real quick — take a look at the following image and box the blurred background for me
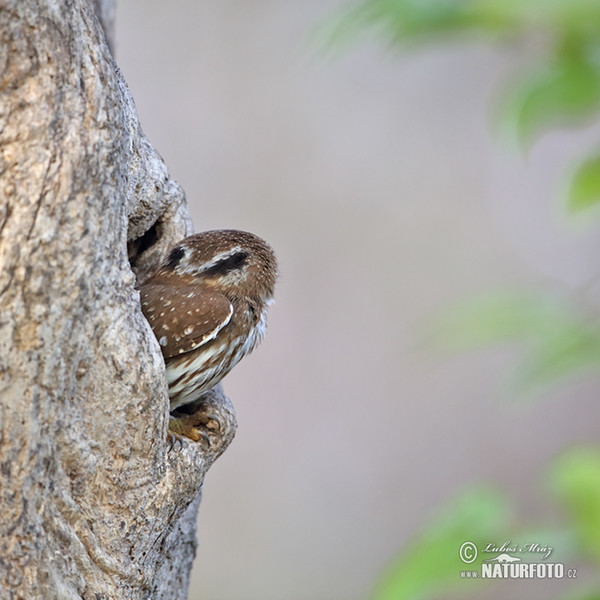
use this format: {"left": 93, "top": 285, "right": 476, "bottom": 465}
{"left": 116, "top": 1, "right": 600, "bottom": 599}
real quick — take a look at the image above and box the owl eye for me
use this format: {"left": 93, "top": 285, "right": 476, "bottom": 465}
{"left": 204, "top": 251, "right": 249, "bottom": 276}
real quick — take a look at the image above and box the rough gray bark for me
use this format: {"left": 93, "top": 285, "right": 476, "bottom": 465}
{"left": 0, "top": 1, "right": 236, "bottom": 598}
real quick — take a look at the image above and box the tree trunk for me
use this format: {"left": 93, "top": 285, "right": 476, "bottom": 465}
{"left": 0, "top": 1, "right": 236, "bottom": 598}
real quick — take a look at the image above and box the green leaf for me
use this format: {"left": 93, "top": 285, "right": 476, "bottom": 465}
{"left": 515, "top": 321, "right": 600, "bottom": 389}
{"left": 371, "top": 488, "right": 509, "bottom": 600}
{"left": 568, "top": 153, "right": 600, "bottom": 212}
{"left": 550, "top": 448, "right": 600, "bottom": 565}
{"left": 328, "top": 0, "right": 600, "bottom": 47}
{"left": 327, "top": 0, "right": 516, "bottom": 48}
{"left": 438, "top": 292, "right": 600, "bottom": 389}
{"left": 502, "top": 59, "right": 600, "bottom": 146}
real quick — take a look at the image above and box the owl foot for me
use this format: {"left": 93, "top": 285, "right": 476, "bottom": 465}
{"left": 168, "top": 411, "right": 220, "bottom": 447}
{"left": 165, "top": 386, "right": 236, "bottom": 459}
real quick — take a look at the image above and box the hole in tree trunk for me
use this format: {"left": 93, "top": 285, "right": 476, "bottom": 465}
{"left": 128, "top": 221, "right": 160, "bottom": 268}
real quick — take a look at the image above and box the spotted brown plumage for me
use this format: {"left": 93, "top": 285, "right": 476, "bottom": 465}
{"left": 139, "top": 229, "right": 277, "bottom": 439}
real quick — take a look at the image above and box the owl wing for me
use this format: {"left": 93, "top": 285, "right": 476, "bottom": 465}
{"left": 140, "top": 284, "right": 233, "bottom": 359}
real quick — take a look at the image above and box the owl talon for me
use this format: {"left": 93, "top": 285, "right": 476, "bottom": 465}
{"left": 188, "top": 428, "right": 211, "bottom": 446}
{"left": 166, "top": 430, "right": 184, "bottom": 452}
{"left": 169, "top": 416, "right": 212, "bottom": 447}
{"left": 202, "top": 413, "right": 221, "bottom": 433}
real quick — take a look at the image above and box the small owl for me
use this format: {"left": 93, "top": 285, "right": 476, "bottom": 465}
{"left": 140, "top": 229, "right": 277, "bottom": 441}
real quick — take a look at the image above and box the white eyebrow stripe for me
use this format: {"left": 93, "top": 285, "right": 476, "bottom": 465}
{"left": 199, "top": 247, "right": 246, "bottom": 271}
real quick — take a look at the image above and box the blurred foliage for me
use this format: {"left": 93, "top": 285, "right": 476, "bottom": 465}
{"left": 501, "top": 57, "right": 600, "bottom": 148}
{"left": 372, "top": 488, "right": 509, "bottom": 600}
{"left": 325, "top": 0, "right": 600, "bottom": 387}
{"left": 328, "top": 0, "right": 600, "bottom": 212}
{"left": 550, "top": 448, "right": 600, "bottom": 566}
{"left": 570, "top": 152, "right": 600, "bottom": 212}
{"left": 326, "top": 2, "right": 600, "bottom": 599}
{"left": 373, "top": 448, "right": 600, "bottom": 600}
{"left": 439, "top": 291, "right": 600, "bottom": 390}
